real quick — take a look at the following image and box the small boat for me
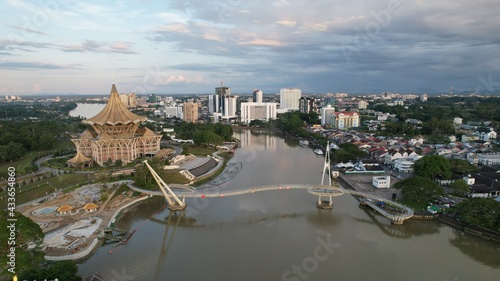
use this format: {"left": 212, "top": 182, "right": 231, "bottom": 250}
{"left": 313, "top": 149, "right": 324, "bottom": 155}
{"left": 299, "top": 140, "right": 309, "bottom": 146}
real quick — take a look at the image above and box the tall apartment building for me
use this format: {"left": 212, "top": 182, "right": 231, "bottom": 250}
{"left": 119, "top": 93, "right": 137, "bottom": 107}
{"left": 183, "top": 102, "right": 198, "bottom": 123}
{"left": 321, "top": 105, "right": 336, "bottom": 126}
{"left": 279, "top": 88, "right": 301, "bottom": 110}
{"left": 253, "top": 89, "right": 263, "bottom": 103}
{"left": 299, "top": 97, "right": 317, "bottom": 114}
{"left": 240, "top": 102, "right": 277, "bottom": 124}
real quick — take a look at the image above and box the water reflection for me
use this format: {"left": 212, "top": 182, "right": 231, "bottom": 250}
{"left": 352, "top": 205, "right": 440, "bottom": 239}
{"left": 449, "top": 228, "right": 500, "bottom": 268}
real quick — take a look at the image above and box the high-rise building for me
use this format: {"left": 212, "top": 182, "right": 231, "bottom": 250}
{"left": 323, "top": 96, "right": 335, "bottom": 107}
{"left": 321, "top": 105, "right": 336, "bottom": 126}
{"left": 183, "top": 102, "right": 198, "bottom": 123}
{"left": 210, "top": 85, "right": 237, "bottom": 120}
{"left": 240, "top": 102, "right": 277, "bottom": 124}
{"left": 279, "top": 88, "right": 301, "bottom": 110}
{"left": 119, "top": 93, "right": 137, "bottom": 107}
{"left": 253, "top": 89, "right": 263, "bottom": 103}
{"left": 299, "top": 97, "right": 317, "bottom": 114}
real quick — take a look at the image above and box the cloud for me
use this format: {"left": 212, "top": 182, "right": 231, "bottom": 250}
{"left": 9, "top": 25, "right": 47, "bottom": 36}
{"left": 60, "top": 40, "right": 136, "bottom": 54}
{"left": 0, "top": 61, "right": 66, "bottom": 69}
{"left": 275, "top": 20, "right": 297, "bottom": 27}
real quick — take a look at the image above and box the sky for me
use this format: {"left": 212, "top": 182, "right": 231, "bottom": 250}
{"left": 1, "top": 0, "right": 500, "bottom": 95}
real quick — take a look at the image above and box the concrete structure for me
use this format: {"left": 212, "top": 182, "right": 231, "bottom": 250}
{"left": 453, "top": 117, "right": 463, "bottom": 125}
{"left": 164, "top": 104, "right": 183, "bottom": 119}
{"left": 119, "top": 93, "right": 137, "bottom": 107}
{"left": 299, "top": 97, "right": 317, "bottom": 114}
{"left": 252, "top": 89, "right": 263, "bottom": 103}
{"left": 477, "top": 154, "right": 500, "bottom": 165}
{"left": 332, "top": 112, "right": 360, "bottom": 129}
{"left": 210, "top": 86, "right": 237, "bottom": 120}
{"left": 183, "top": 102, "right": 198, "bottom": 123}
{"left": 69, "top": 84, "right": 161, "bottom": 166}
{"left": 420, "top": 94, "right": 428, "bottom": 102}
{"left": 321, "top": 105, "right": 336, "bottom": 126}
{"left": 393, "top": 159, "right": 414, "bottom": 173}
{"left": 372, "top": 176, "right": 390, "bottom": 188}
{"left": 358, "top": 100, "right": 368, "bottom": 109}
{"left": 240, "top": 102, "right": 277, "bottom": 124}
{"left": 279, "top": 88, "right": 301, "bottom": 111}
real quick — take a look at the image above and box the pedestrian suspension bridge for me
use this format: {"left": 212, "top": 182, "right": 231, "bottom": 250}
{"left": 141, "top": 143, "right": 414, "bottom": 224}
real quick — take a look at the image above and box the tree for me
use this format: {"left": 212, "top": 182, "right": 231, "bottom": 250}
{"left": 38, "top": 133, "right": 56, "bottom": 150}
{"left": 414, "top": 155, "right": 452, "bottom": 180}
{"left": 450, "top": 179, "right": 470, "bottom": 196}
{"left": 449, "top": 159, "right": 477, "bottom": 175}
{"left": 453, "top": 198, "right": 500, "bottom": 231}
{"left": 331, "top": 143, "right": 367, "bottom": 163}
{"left": 20, "top": 260, "right": 81, "bottom": 281}
{"left": 394, "top": 176, "right": 444, "bottom": 203}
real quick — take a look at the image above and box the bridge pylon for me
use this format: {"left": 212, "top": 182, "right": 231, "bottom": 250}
{"left": 317, "top": 141, "right": 333, "bottom": 209}
{"left": 143, "top": 160, "right": 187, "bottom": 211}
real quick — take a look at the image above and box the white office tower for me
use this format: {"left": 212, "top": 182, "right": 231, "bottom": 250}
{"left": 253, "top": 89, "right": 263, "bottom": 103}
{"left": 223, "top": 95, "right": 237, "bottom": 119}
{"left": 208, "top": 94, "right": 220, "bottom": 114}
{"left": 321, "top": 105, "right": 336, "bottom": 126}
{"left": 279, "top": 88, "right": 301, "bottom": 111}
{"left": 241, "top": 102, "right": 277, "bottom": 124}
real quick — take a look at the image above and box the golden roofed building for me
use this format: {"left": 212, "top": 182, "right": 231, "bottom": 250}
{"left": 68, "top": 84, "right": 162, "bottom": 167}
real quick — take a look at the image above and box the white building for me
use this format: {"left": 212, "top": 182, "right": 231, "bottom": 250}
{"left": 164, "top": 105, "right": 183, "bottom": 119}
{"left": 420, "top": 94, "right": 428, "bottom": 102}
{"left": 321, "top": 105, "right": 336, "bottom": 126}
{"left": 393, "top": 159, "right": 414, "bottom": 173}
{"left": 222, "top": 95, "right": 238, "bottom": 119}
{"left": 279, "top": 88, "right": 301, "bottom": 111}
{"left": 372, "top": 176, "right": 391, "bottom": 188}
{"left": 240, "top": 102, "right": 277, "bottom": 124}
{"left": 453, "top": 117, "right": 463, "bottom": 125}
{"left": 253, "top": 89, "right": 263, "bottom": 103}
{"left": 479, "top": 130, "right": 497, "bottom": 142}
{"left": 477, "top": 154, "right": 500, "bottom": 165}
{"left": 358, "top": 100, "right": 368, "bottom": 109}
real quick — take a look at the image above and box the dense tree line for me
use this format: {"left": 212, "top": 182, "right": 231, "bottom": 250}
{"left": 414, "top": 155, "right": 477, "bottom": 180}
{"left": 452, "top": 198, "right": 500, "bottom": 231}
{"left": 0, "top": 211, "right": 48, "bottom": 280}
{"left": 394, "top": 176, "right": 445, "bottom": 204}
{"left": 173, "top": 122, "right": 233, "bottom": 143}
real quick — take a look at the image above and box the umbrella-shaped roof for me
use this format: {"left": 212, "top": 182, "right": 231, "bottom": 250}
{"left": 83, "top": 84, "right": 146, "bottom": 126}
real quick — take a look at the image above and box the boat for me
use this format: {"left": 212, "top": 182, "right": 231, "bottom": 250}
{"left": 299, "top": 140, "right": 309, "bottom": 146}
{"left": 313, "top": 149, "right": 324, "bottom": 155}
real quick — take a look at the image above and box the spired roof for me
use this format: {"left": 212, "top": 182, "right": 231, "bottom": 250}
{"left": 83, "top": 84, "right": 147, "bottom": 126}
{"left": 67, "top": 151, "right": 92, "bottom": 164}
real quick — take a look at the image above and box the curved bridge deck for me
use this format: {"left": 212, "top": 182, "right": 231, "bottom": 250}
{"left": 128, "top": 182, "right": 414, "bottom": 224}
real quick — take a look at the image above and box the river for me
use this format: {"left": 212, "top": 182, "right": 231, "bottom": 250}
{"left": 77, "top": 129, "right": 500, "bottom": 281}
{"left": 69, "top": 103, "right": 106, "bottom": 119}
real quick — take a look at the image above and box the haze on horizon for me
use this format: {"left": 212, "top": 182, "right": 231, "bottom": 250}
{"left": 1, "top": 0, "right": 499, "bottom": 95}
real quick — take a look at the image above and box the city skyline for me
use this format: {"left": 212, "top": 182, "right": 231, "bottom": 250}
{"left": 1, "top": 0, "right": 500, "bottom": 95}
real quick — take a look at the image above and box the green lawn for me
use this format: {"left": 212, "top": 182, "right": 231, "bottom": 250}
{"left": 0, "top": 173, "right": 90, "bottom": 208}
{"left": 187, "top": 146, "right": 217, "bottom": 156}
{"left": 159, "top": 169, "right": 191, "bottom": 184}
